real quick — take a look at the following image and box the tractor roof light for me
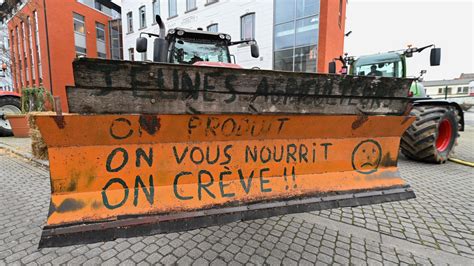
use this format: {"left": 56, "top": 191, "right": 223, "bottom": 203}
{"left": 177, "top": 30, "right": 184, "bottom": 36}
{"left": 219, "top": 34, "right": 225, "bottom": 39}
{"left": 225, "top": 35, "right": 231, "bottom": 40}
{"left": 168, "top": 29, "right": 176, "bottom": 35}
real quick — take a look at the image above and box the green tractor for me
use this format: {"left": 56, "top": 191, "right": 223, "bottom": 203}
{"left": 329, "top": 45, "right": 464, "bottom": 163}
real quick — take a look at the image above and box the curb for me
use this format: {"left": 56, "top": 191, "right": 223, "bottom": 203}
{"left": 0, "top": 142, "right": 49, "bottom": 168}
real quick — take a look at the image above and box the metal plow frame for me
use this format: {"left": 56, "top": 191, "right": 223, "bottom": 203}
{"left": 40, "top": 187, "right": 414, "bottom": 248}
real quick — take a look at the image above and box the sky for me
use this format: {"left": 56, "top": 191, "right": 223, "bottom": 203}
{"left": 344, "top": 0, "right": 474, "bottom": 81}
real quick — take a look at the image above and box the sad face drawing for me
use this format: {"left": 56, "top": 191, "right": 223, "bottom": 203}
{"left": 352, "top": 140, "right": 382, "bottom": 174}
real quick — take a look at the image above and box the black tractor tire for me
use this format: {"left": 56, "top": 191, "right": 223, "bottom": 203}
{"left": 0, "top": 96, "right": 22, "bottom": 137}
{"left": 401, "top": 105, "right": 459, "bottom": 164}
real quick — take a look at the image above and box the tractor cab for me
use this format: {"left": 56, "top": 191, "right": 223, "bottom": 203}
{"left": 330, "top": 45, "right": 441, "bottom": 79}
{"left": 350, "top": 52, "right": 405, "bottom": 78}
{"left": 166, "top": 28, "right": 232, "bottom": 64}
{"left": 136, "top": 15, "right": 259, "bottom": 65}
{"left": 330, "top": 45, "right": 441, "bottom": 97}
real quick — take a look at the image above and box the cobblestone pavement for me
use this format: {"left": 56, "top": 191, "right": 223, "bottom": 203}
{"left": 455, "top": 110, "right": 474, "bottom": 162}
{"left": 0, "top": 126, "right": 473, "bottom": 265}
{"left": 314, "top": 115, "right": 474, "bottom": 259}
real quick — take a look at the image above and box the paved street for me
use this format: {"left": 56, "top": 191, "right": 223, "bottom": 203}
{"left": 0, "top": 112, "right": 473, "bottom": 265}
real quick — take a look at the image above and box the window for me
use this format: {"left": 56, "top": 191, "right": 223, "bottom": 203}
{"left": 170, "top": 39, "right": 230, "bottom": 64}
{"left": 438, "top": 87, "right": 451, "bottom": 94}
{"left": 168, "top": 0, "right": 177, "bottom": 18}
{"left": 274, "top": 22, "right": 294, "bottom": 50}
{"left": 296, "top": 0, "right": 319, "bottom": 18}
{"left": 97, "top": 52, "right": 107, "bottom": 59}
{"left": 96, "top": 22, "right": 105, "bottom": 41}
{"left": 273, "top": 0, "right": 320, "bottom": 73}
{"left": 295, "top": 16, "right": 319, "bottom": 47}
{"left": 275, "top": 1, "right": 294, "bottom": 24}
{"left": 10, "top": 30, "right": 16, "bottom": 86}
{"left": 16, "top": 27, "right": 23, "bottom": 87}
{"left": 241, "top": 13, "right": 255, "bottom": 40}
{"left": 33, "top": 11, "right": 42, "bottom": 83}
{"left": 73, "top": 13, "right": 85, "bottom": 34}
{"left": 96, "top": 22, "right": 106, "bottom": 58}
{"left": 354, "top": 61, "right": 402, "bottom": 77}
{"left": 274, "top": 49, "right": 293, "bottom": 71}
{"left": 294, "top": 46, "right": 317, "bottom": 72}
{"left": 457, "top": 86, "right": 469, "bottom": 94}
{"left": 27, "top": 16, "right": 36, "bottom": 83}
{"left": 186, "top": 0, "right": 196, "bottom": 11}
{"left": 128, "top": 48, "right": 135, "bottom": 61}
{"left": 153, "top": 0, "right": 160, "bottom": 21}
{"left": 109, "top": 19, "right": 123, "bottom": 60}
{"left": 126, "top": 12, "right": 133, "bottom": 33}
{"left": 94, "top": 1, "right": 102, "bottom": 10}
{"left": 73, "top": 13, "right": 87, "bottom": 57}
{"left": 207, "top": 23, "right": 218, "bottom": 32}
{"left": 22, "top": 22, "right": 29, "bottom": 84}
{"left": 139, "top": 6, "right": 146, "bottom": 29}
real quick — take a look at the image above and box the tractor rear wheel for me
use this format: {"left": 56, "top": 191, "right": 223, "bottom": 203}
{"left": 400, "top": 105, "right": 459, "bottom": 164}
{"left": 0, "top": 96, "right": 22, "bottom": 136}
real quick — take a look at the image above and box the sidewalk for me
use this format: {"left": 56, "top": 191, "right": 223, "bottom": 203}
{"left": 0, "top": 137, "right": 49, "bottom": 167}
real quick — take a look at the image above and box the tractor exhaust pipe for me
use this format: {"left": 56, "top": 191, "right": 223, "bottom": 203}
{"left": 155, "top": 15, "right": 166, "bottom": 40}
{"left": 154, "top": 15, "right": 168, "bottom": 63}
{"left": 135, "top": 15, "right": 168, "bottom": 63}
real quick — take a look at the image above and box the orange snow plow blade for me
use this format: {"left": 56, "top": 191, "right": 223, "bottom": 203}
{"left": 36, "top": 58, "right": 416, "bottom": 247}
{"left": 36, "top": 114, "right": 414, "bottom": 247}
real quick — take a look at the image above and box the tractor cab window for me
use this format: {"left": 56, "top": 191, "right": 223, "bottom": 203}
{"left": 355, "top": 60, "right": 403, "bottom": 78}
{"left": 170, "top": 38, "right": 230, "bottom": 64}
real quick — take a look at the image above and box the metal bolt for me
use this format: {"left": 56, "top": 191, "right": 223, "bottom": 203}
{"left": 149, "top": 72, "right": 154, "bottom": 77}
{"left": 151, "top": 99, "right": 156, "bottom": 104}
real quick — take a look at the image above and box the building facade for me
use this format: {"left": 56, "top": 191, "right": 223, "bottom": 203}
{"left": 3, "top": 0, "right": 121, "bottom": 110}
{"left": 423, "top": 73, "right": 474, "bottom": 98}
{"left": 121, "top": 0, "right": 346, "bottom": 73}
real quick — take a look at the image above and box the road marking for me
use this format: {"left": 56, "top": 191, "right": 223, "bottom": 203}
{"left": 449, "top": 158, "right": 474, "bottom": 167}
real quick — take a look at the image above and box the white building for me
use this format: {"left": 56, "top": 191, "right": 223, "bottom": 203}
{"left": 120, "top": 0, "right": 345, "bottom": 72}
{"left": 423, "top": 73, "right": 474, "bottom": 98}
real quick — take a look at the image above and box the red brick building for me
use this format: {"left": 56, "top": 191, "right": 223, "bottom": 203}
{"left": 3, "top": 0, "right": 121, "bottom": 111}
{"left": 318, "top": 0, "right": 347, "bottom": 72}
